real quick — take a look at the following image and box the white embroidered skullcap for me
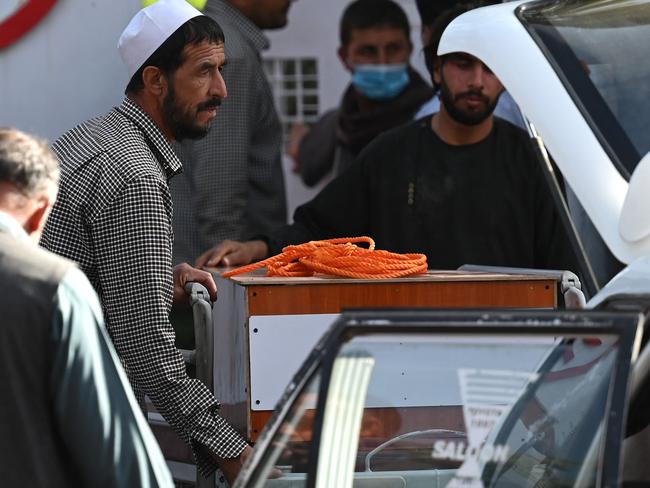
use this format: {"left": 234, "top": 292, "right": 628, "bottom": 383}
{"left": 118, "top": 0, "right": 202, "bottom": 80}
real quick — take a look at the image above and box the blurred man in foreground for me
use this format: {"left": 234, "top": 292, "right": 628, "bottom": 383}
{"left": 0, "top": 128, "right": 173, "bottom": 487}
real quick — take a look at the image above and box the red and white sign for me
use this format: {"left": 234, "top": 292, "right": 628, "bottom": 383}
{"left": 0, "top": 0, "right": 57, "bottom": 49}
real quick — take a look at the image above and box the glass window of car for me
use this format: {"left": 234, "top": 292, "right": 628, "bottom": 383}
{"left": 244, "top": 373, "right": 321, "bottom": 486}
{"left": 339, "top": 332, "right": 620, "bottom": 488}
{"left": 244, "top": 331, "right": 628, "bottom": 487}
{"left": 519, "top": 0, "right": 650, "bottom": 178}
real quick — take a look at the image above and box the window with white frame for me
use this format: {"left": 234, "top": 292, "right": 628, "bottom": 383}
{"left": 264, "top": 57, "right": 320, "bottom": 141}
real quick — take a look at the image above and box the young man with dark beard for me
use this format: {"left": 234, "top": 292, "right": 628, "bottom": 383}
{"left": 41, "top": 0, "right": 252, "bottom": 483}
{"left": 198, "top": 5, "right": 577, "bottom": 275}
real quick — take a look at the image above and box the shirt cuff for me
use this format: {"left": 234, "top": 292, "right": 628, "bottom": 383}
{"left": 190, "top": 405, "right": 248, "bottom": 477}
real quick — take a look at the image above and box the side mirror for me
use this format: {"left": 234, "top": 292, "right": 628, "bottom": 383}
{"left": 620, "top": 151, "right": 650, "bottom": 243}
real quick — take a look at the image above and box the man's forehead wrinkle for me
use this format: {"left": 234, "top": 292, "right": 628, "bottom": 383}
{"left": 182, "top": 42, "right": 226, "bottom": 66}
{"left": 183, "top": 40, "right": 224, "bottom": 55}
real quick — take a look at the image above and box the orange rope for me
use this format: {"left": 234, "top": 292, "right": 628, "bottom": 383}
{"left": 222, "top": 236, "right": 428, "bottom": 279}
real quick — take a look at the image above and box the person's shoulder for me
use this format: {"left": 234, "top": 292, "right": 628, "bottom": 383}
{"left": 54, "top": 108, "right": 135, "bottom": 164}
{"left": 221, "top": 24, "right": 254, "bottom": 60}
{"left": 0, "top": 233, "right": 73, "bottom": 286}
{"left": 57, "top": 266, "right": 103, "bottom": 319}
{"left": 316, "top": 108, "right": 340, "bottom": 123}
{"left": 54, "top": 111, "right": 167, "bottom": 204}
{"left": 493, "top": 117, "right": 528, "bottom": 140}
{"left": 367, "top": 117, "right": 428, "bottom": 150}
{"left": 300, "top": 108, "right": 339, "bottom": 150}
{"left": 208, "top": 13, "right": 262, "bottom": 69}
{"left": 491, "top": 117, "right": 540, "bottom": 174}
{"left": 53, "top": 115, "right": 108, "bottom": 167}
{"left": 492, "top": 117, "right": 534, "bottom": 151}
{"left": 353, "top": 118, "right": 426, "bottom": 171}
{"left": 308, "top": 108, "right": 340, "bottom": 136}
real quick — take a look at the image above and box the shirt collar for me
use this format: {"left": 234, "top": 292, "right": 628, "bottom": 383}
{"left": 117, "top": 97, "right": 183, "bottom": 179}
{"left": 0, "top": 211, "right": 28, "bottom": 239}
{"left": 204, "top": 0, "right": 270, "bottom": 53}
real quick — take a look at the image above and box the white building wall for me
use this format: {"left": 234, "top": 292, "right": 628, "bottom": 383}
{"left": 0, "top": 0, "right": 141, "bottom": 141}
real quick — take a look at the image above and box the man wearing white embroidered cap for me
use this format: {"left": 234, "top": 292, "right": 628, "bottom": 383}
{"left": 41, "top": 0, "right": 252, "bottom": 482}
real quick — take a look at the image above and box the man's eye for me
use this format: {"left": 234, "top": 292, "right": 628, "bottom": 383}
{"left": 358, "top": 47, "right": 376, "bottom": 57}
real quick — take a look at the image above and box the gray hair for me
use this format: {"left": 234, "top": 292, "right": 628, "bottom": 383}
{"left": 0, "top": 128, "right": 59, "bottom": 197}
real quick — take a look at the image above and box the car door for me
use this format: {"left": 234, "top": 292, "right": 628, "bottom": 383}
{"left": 235, "top": 309, "right": 642, "bottom": 488}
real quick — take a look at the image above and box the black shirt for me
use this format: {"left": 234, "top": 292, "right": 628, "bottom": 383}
{"left": 269, "top": 116, "right": 577, "bottom": 272}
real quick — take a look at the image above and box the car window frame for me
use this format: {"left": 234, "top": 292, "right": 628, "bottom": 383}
{"left": 526, "top": 130, "right": 603, "bottom": 295}
{"left": 516, "top": 1, "right": 641, "bottom": 180}
{"left": 233, "top": 327, "right": 333, "bottom": 488}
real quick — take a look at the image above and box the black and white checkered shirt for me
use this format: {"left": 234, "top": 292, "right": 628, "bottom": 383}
{"left": 41, "top": 97, "right": 247, "bottom": 475}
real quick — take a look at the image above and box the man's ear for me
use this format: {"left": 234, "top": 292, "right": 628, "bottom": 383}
{"left": 141, "top": 66, "right": 167, "bottom": 96}
{"left": 23, "top": 197, "right": 51, "bottom": 236}
{"left": 337, "top": 46, "right": 353, "bottom": 73}
{"left": 432, "top": 57, "right": 443, "bottom": 86}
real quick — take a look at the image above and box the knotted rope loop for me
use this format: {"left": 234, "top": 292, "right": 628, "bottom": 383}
{"left": 222, "top": 237, "right": 427, "bottom": 279}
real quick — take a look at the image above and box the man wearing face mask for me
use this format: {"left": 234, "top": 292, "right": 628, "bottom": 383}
{"left": 288, "top": 0, "right": 433, "bottom": 187}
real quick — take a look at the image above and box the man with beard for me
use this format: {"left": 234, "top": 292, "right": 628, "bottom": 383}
{"left": 413, "top": 0, "right": 525, "bottom": 128}
{"left": 41, "top": 0, "right": 252, "bottom": 483}
{"left": 197, "top": 5, "right": 577, "bottom": 273}
{"left": 170, "top": 0, "right": 297, "bottom": 266}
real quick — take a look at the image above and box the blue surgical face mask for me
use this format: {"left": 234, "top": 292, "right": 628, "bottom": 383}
{"left": 351, "top": 63, "right": 410, "bottom": 101}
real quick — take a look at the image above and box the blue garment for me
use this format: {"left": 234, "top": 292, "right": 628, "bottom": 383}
{"left": 414, "top": 90, "right": 526, "bottom": 129}
{"left": 0, "top": 211, "right": 173, "bottom": 487}
{"left": 352, "top": 63, "right": 410, "bottom": 101}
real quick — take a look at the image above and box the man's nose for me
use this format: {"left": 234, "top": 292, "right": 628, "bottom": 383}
{"left": 468, "top": 64, "right": 486, "bottom": 89}
{"left": 377, "top": 47, "right": 397, "bottom": 65}
{"left": 377, "top": 50, "right": 388, "bottom": 65}
{"left": 210, "top": 71, "right": 227, "bottom": 99}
